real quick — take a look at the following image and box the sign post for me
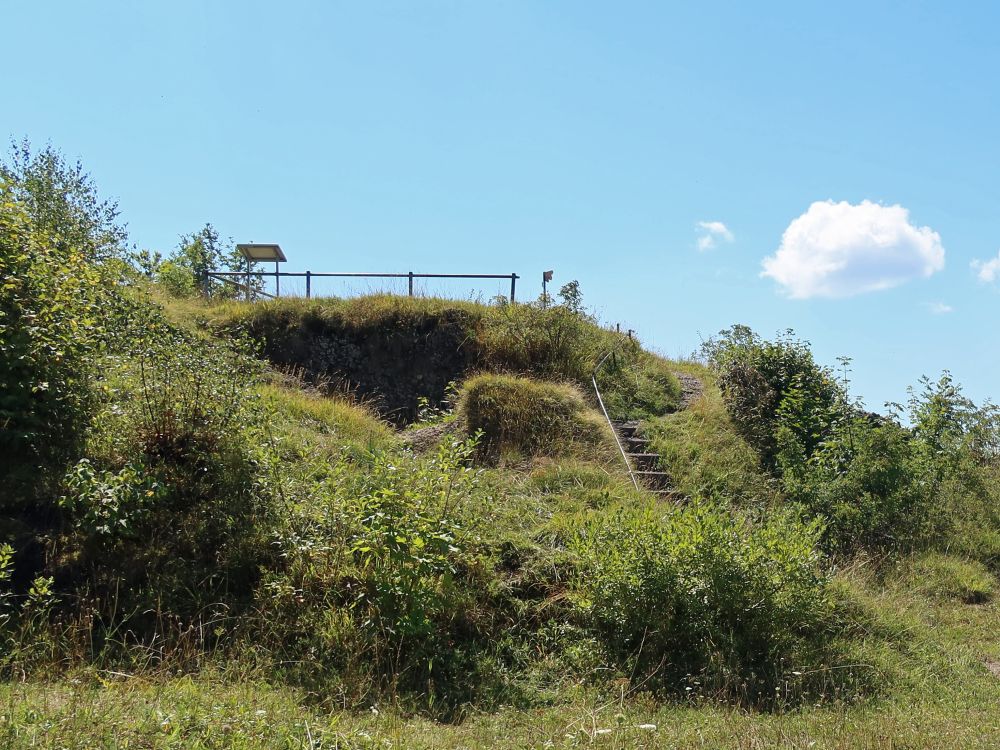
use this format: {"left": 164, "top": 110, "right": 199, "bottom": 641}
{"left": 542, "top": 270, "right": 554, "bottom": 308}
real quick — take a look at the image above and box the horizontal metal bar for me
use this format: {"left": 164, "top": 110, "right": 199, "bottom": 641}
{"left": 209, "top": 271, "right": 519, "bottom": 280}
{"left": 209, "top": 273, "right": 277, "bottom": 299}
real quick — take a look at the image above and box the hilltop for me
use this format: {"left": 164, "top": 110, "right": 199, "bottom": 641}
{"left": 2, "top": 150, "right": 999, "bottom": 747}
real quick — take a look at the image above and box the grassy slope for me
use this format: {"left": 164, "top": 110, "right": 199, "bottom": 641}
{"left": 5, "top": 293, "right": 998, "bottom": 748}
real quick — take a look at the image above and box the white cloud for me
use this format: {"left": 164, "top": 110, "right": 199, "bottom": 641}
{"left": 927, "top": 301, "right": 953, "bottom": 314}
{"left": 761, "top": 200, "right": 945, "bottom": 299}
{"left": 971, "top": 250, "right": 1000, "bottom": 283}
{"left": 696, "top": 220, "right": 734, "bottom": 251}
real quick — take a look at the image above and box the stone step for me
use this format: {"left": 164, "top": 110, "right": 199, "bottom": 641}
{"left": 624, "top": 435, "right": 650, "bottom": 446}
{"left": 627, "top": 452, "right": 661, "bottom": 469}
{"left": 612, "top": 421, "right": 642, "bottom": 437}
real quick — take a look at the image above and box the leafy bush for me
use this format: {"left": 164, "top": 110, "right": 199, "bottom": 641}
{"left": 704, "top": 326, "right": 1000, "bottom": 557}
{"left": 136, "top": 223, "right": 256, "bottom": 299}
{"left": 0, "top": 178, "right": 109, "bottom": 510}
{"left": 54, "top": 299, "right": 277, "bottom": 623}
{"left": 571, "top": 501, "right": 830, "bottom": 702}
{"left": 459, "top": 374, "right": 608, "bottom": 459}
{"left": 1, "top": 140, "right": 127, "bottom": 263}
{"left": 702, "top": 325, "right": 842, "bottom": 470}
{"left": 258, "top": 435, "right": 492, "bottom": 707}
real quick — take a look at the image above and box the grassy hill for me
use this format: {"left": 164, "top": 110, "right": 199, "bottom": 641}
{"left": 3, "top": 159, "right": 999, "bottom": 745}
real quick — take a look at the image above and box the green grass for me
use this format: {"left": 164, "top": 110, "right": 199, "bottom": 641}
{"left": 7, "top": 287, "right": 1000, "bottom": 748}
{"left": 259, "top": 379, "right": 396, "bottom": 454}
{"left": 3, "top": 563, "right": 996, "bottom": 748}
{"left": 645, "top": 365, "right": 782, "bottom": 506}
{"left": 458, "top": 373, "right": 614, "bottom": 461}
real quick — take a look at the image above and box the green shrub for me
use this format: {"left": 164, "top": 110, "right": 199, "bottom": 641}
{"left": 259, "top": 435, "right": 493, "bottom": 708}
{"left": 779, "top": 417, "right": 936, "bottom": 552}
{"left": 0, "top": 180, "right": 108, "bottom": 509}
{"left": 702, "top": 325, "right": 842, "bottom": 470}
{"left": 459, "top": 374, "right": 608, "bottom": 459}
{"left": 571, "top": 501, "right": 830, "bottom": 702}
{"left": 704, "top": 326, "right": 1000, "bottom": 557}
{"left": 55, "top": 299, "right": 277, "bottom": 623}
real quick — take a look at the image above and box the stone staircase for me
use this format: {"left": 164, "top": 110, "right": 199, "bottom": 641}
{"left": 612, "top": 420, "right": 679, "bottom": 501}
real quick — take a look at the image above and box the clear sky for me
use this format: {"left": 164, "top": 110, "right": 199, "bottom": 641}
{"left": 4, "top": 1, "right": 998, "bottom": 411}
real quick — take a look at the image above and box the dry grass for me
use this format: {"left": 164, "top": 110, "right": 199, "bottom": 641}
{"left": 458, "top": 373, "right": 615, "bottom": 461}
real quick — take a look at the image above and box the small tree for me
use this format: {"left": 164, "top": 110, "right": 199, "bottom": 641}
{"left": 148, "top": 223, "right": 260, "bottom": 298}
{"left": 0, "top": 139, "right": 128, "bottom": 262}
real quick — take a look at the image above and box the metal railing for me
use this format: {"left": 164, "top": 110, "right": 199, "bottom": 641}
{"left": 592, "top": 328, "right": 641, "bottom": 493}
{"left": 206, "top": 270, "right": 521, "bottom": 301}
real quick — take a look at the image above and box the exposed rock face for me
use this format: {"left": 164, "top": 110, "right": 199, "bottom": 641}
{"left": 243, "top": 307, "right": 480, "bottom": 424}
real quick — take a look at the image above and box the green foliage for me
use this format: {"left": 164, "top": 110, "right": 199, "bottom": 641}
{"left": 349, "top": 435, "right": 483, "bottom": 640}
{"left": 258, "top": 435, "right": 494, "bottom": 708}
{"left": 0, "top": 179, "right": 109, "bottom": 507}
{"left": 137, "top": 223, "right": 255, "bottom": 299}
{"left": 779, "top": 416, "right": 936, "bottom": 552}
{"left": 1, "top": 140, "right": 127, "bottom": 262}
{"left": 705, "top": 326, "right": 1000, "bottom": 557}
{"left": 43, "top": 296, "right": 280, "bottom": 623}
{"left": 571, "top": 501, "right": 830, "bottom": 702}
{"left": 557, "top": 279, "right": 584, "bottom": 314}
{"left": 703, "top": 325, "right": 842, "bottom": 470}
{"left": 459, "top": 374, "right": 608, "bottom": 459}
{"left": 646, "top": 370, "right": 782, "bottom": 506}
{"left": 903, "top": 552, "right": 996, "bottom": 604}
{"left": 59, "top": 459, "right": 164, "bottom": 538}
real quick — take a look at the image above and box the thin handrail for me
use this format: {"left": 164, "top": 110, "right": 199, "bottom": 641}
{"left": 208, "top": 271, "right": 519, "bottom": 279}
{"left": 209, "top": 273, "right": 277, "bottom": 299}
{"left": 592, "top": 331, "right": 641, "bottom": 493}
{"left": 207, "top": 269, "right": 521, "bottom": 301}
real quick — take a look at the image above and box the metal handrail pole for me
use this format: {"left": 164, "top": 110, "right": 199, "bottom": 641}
{"left": 592, "top": 333, "right": 641, "bottom": 493}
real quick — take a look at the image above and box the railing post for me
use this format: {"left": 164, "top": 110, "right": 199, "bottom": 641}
{"left": 275, "top": 261, "right": 280, "bottom": 298}
{"left": 246, "top": 259, "right": 251, "bottom": 302}
{"left": 510, "top": 273, "right": 517, "bottom": 302}
{"left": 408, "top": 271, "right": 414, "bottom": 297}
{"left": 305, "top": 270, "right": 311, "bottom": 299}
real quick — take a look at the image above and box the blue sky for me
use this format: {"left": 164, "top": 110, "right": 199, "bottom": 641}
{"left": 4, "top": 1, "right": 999, "bottom": 410}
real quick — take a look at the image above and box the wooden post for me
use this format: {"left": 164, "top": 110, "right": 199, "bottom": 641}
{"left": 510, "top": 273, "right": 517, "bottom": 301}
{"left": 408, "top": 271, "right": 414, "bottom": 297}
{"left": 306, "top": 270, "right": 312, "bottom": 299}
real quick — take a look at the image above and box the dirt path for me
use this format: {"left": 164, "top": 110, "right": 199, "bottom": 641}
{"left": 674, "top": 372, "right": 704, "bottom": 409}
